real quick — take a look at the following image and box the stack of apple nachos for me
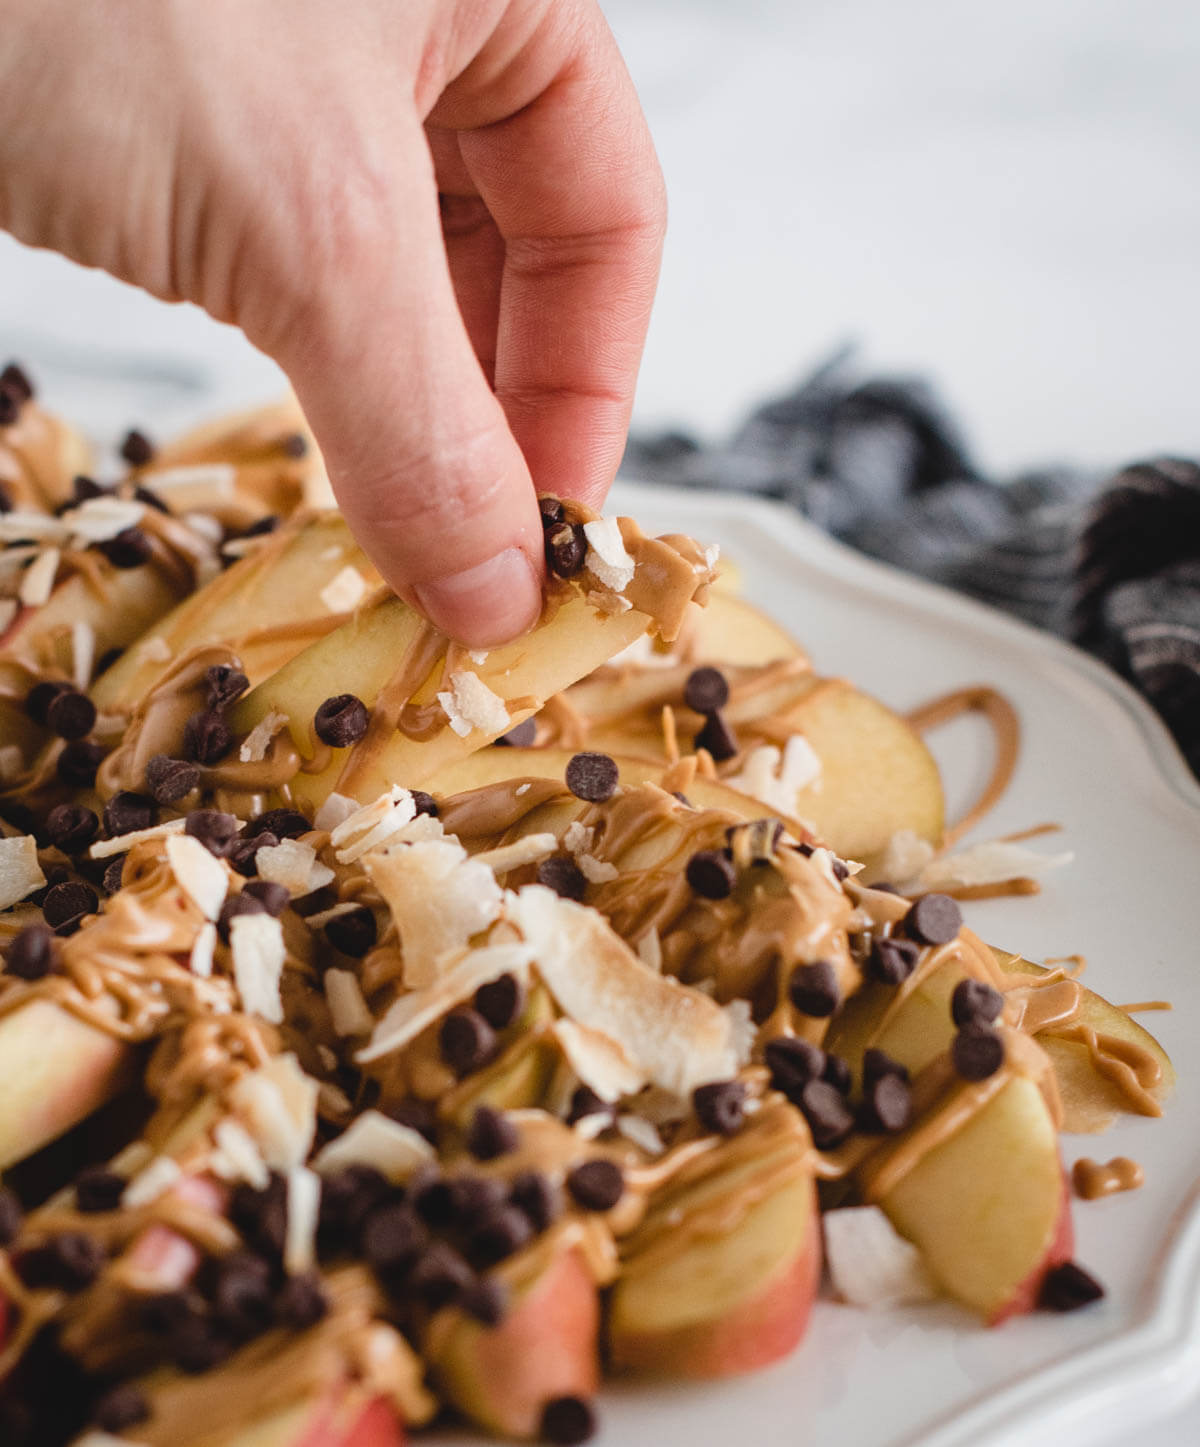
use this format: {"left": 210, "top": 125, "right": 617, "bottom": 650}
{"left": 0, "top": 366, "right": 1173, "bottom": 1446}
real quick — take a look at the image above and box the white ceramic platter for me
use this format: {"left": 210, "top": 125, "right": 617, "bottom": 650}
{"left": 445, "top": 482, "right": 1200, "bottom": 1447}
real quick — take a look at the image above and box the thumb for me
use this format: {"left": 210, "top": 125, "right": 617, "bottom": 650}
{"left": 266, "top": 134, "right": 544, "bottom": 648}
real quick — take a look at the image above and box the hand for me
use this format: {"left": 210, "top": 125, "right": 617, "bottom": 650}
{"left": 0, "top": 0, "right": 665, "bottom": 645}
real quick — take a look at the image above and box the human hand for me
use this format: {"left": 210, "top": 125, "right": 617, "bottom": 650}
{"left": 0, "top": 0, "right": 665, "bottom": 645}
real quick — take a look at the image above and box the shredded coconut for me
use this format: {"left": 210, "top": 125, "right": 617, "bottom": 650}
{"left": 18, "top": 547, "right": 59, "bottom": 606}
{"left": 228, "top": 1054, "right": 317, "bottom": 1171}
{"left": 437, "top": 670, "right": 510, "bottom": 738}
{"left": 0, "top": 834, "right": 46, "bottom": 910}
{"left": 122, "top": 1155, "right": 183, "bottom": 1209}
{"left": 823, "top": 1206, "right": 937, "bottom": 1308}
{"left": 89, "top": 817, "right": 187, "bottom": 858}
{"left": 330, "top": 786, "right": 416, "bottom": 863}
{"left": 636, "top": 928, "right": 663, "bottom": 972}
{"left": 313, "top": 791, "right": 360, "bottom": 833}
{"left": 166, "top": 833, "right": 228, "bottom": 919}
{"left": 211, "top": 1119, "right": 270, "bottom": 1189}
{"left": 552, "top": 1019, "right": 646, "bottom": 1101}
{"left": 615, "top": 1114, "right": 664, "bottom": 1156}
{"left": 583, "top": 517, "right": 636, "bottom": 591}
{"left": 325, "top": 968, "right": 375, "bottom": 1037}
{"left": 577, "top": 853, "right": 619, "bottom": 884}
{"left": 141, "top": 463, "right": 236, "bottom": 510}
{"left": 726, "top": 735, "right": 821, "bottom": 813}
{"left": 238, "top": 708, "right": 289, "bottom": 763}
{"left": 189, "top": 922, "right": 217, "bottom": 979}
{"left": 285, "top": 1165, "right": 321, "bottom": 1274}
{"left": 472, "top": 833, "right": 558, "bottom": 875}
{"left": 71, "top": 619, "right": 95, "bottom": 691}
{"left": 255, "top": 838, "right": 334, "bottom": 896}
{"left": 230, "top": 913, "right": 286, "bottom": 1023}
{"left": 60, "top": 496, "right": 146, "bottom": 544}
{"left": 320, "top": 565, "right": 368, "bottom": 613}
{"left": 313, "top": 1109, "right": 435, "bottom": 1182}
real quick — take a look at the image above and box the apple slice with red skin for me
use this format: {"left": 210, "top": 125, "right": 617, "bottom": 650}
{"left": 427, "top": 1243, "right": 600, "bottom": 1438}
{"left": 213, "top": 1387, "right": 405, "bottom": 1447}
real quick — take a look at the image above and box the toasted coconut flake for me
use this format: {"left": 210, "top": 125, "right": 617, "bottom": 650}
{"left": 211, "top": 1118, "right": 270, "bottom": 1189}
{"left": 325, "top": 968, "right": 375, "bottom": 1037}
{"left": 238, "top": 708, "right": 289, "bottom": 763}
{"left": 583, "top": 517, "right": 636, "bottom": 591}
{"left": 0, "top": 511, "right": 67, "bottom": 543}
{"left": 228, "top": 1053, "right": 318, "bottom": 1171}
{"left": 824, "top": 1205, "right": 937, "bottom": 1308}
{"left": 77, "top": 1433, "right": 141, "bottom": 1447}
{"left": 577, "top": 853, "right": 618, "bottom": 884}
{"left": 141, "top": 463, "right": 235, "bottom": 510}
{"left": 636, "top": 928, "right": 662, "bottom": 972}
{"left": 330, "top": 785, "right": 416, "bottom": 862}
{"left": 122, "top": 1155, "right": 183, "bottom": 1209}
{"left": 915, "top": 839, "right": 1074, "bottom": 892}
{"left": 473, "top": 832, "right": 558, "bottom": 875}
{"left": 303, "top": 901, "right": 362, "bottom": 929}
{"left": 616, "top": 1114, "right": 664, "bottom": 1156}
{"left": 573, "top": 1113, "right": 611, "bottom": 1142}
{"left": 89, "top": 817, "right": 186, "bottom": 859}
{"left": 723, "top": 998, "right": 756, "bottom": 1065}
{"left": 285, "top": 1165, "right": 321, "bottom": 1275}
{"left": 18, "top": 547, "right": 60, "bottom": 606}
{"left": 166, "top": 833, "right": 229, "bottom": 920}
{"left": 0, "top": 834, "right": 46, "bottom": 910}
{"left": 313, "top": 791, "right": 360, "bottom": 833}
{"left": 313, "top": 1108, "right": 435, "bottom": 1182}
{"left": 872, "top": 829, "right": 936, "bottom": 889}
{"left": 633, "top": 1086, "right": 690, "bottom": 1127}
{"left": 319, "top": 565, "right": 367, "bottom": 613}
{"left": 437, "top": 669, "right": 510, "bottom": 738}
{"left": 726, "top": 734, "right": 821, "bottom": 813}
{"left": 230, "top": 913, "right": 286, "bottom": 1023}
{"left": 60, "top": 496, "right": 145, "bottom": 543}
{"left": 182, "top": 512, "right": 224, "bottom": 547}
{"left": 563, "top": 822, "right": 594, "bottom": 854}
{"left": 552, "top": 1019, "right": 646, "bottom": 1101}
{"left": 190, "top": 921, "right": 217, "bottom": 979}
{"left": 71, "top": 619, "right": 96, "bottom": 691}
{"left": 256, "top": 838, "right": 334, "bottom": 896}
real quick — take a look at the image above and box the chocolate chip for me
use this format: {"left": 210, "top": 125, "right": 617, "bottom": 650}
{"left": 93, "top": 1385, "right": 150, "bottom": 1433}
{"left": 686, "top": 848, "right": 736, "bottom": 899}
{"left": 473, "top": 972, "right": 524, "bottom": 1030}
{"left": 0, "top": 385, "right": 19, "bottom": 426}
{"left": 275, "top": 1270, "right": 329, "bottom": 1329}
{"left": 564, "top": 751, "right": 619, "bottom": 803}
{"left": 205, "top": 665, "right": 250, "bottom": 710}
{"left": 183, "top": 709, "right": 233, "bottom": 764}
{"left": 146, "top": 754, "right": 201, "bottom": 804}
{"left": 0, "top": 1186, "right": 23, "bottom": 1245}
{"left": 466, "top": 1105, "right": 519, "bottom": 1161}
{"left": 693, "top": 1079, "right": 747, "bottom": 1136}
{"left": 248, "top": 808, "right": 310, "bottom": 840}
{"left": 384, "top": 1097, "right": 439, "bottom": 1146}
{"left": 362, "top": 1201, "right": 429, "bottom": 1280}
{"left": 218, "top": 892, "right": 269, "bottom": 937}
{"left": 952, "top": 1024, "right": 1005, "bottom": 1081}
{"left": 541, "top": 1395, "right": 597, "bottom": 1445}
{"left": 764, "top": 1036, "right": 826, "bottom": 1100}
{"left": 242, "top": 513, "right": 279, "bottom": 537}
{"left": 409, "top": 1173, "right": 459, "bottom": 1231}
{"left": 25, "top": 679, "right": 70, "bottom": 725}
{"left": 461, "top": 1276, "right": 508, "bottom": 1325}
{"left": 134, "top": 483, "right": 169, "bottom": 512}
{"left": 243, "top": 879, "right": 290, "bottom": 916}
{"left": 859, "top": 1072, "right": 913, "bottom": 1134}
{"left": 565, "top": 1159, "right": 624, "bottom": 1212}
{"left": 140, "top": 1287, "right": 199, "bottom": 1334}
{"left": 693, "top": 710, "right": 739, "bottom": 763}
{"left": 75, "top": 1166, "right": 125, "bottom": 1213}
{"left": 545, "top": 521, "right": 587, "bottom": 577}
{"left": 797, "top": 1079, "right": 855, "bottom": 1149}
{"left": 1038, "top": 1261, "right": 1105, "bottom": 1312}
{"left": 211, "top": 1251, "right": 274, "bottom": 1341}
{"left": 439, "top": 1007, "right": 497, "bottom": 1076}
{"left": 98, "top": 526, "right": 153, "bottom": 569}
{"left": 0, "top": 482, "right": 10, "bottom": 513}
{"left": 951, "top": 978, "right": 1004, "bottom": 1028}
{"left": 409, "top": 1241, "right": 474, "bottom": 1310}
{"left": 822, "top": 1053, "right": 853, "bottom": 1096}
{"left": 868, "top": 936, "right": 920, "bottom": 985}
{"left": 538, "top": 496, "right": 565, "bottom": 527}
{"left": 102, "top": 790, "right": 157, "bottom": 838}
{"left": 56, "top": 739, "right": 106, "bottom": 787}
{"left": 324, "top": 906, "right": 377, "bottom": 958}
{"left": 42, "top": 880, "right": 98, "bottom": 932}
{"left": 44, "top": 688, "right": 96, "bottom": 741}
{"left": 180, "top": 811, "right": 239, "bottom": 862}
{"left": 44, "top": 804, "right": 98, "bottom": 856}
{"left": 318, "top": 1165, "right": 390, "bottom": 1245}
{"left": 905, "top": 893, "right": 963, "bottom": 946}
{"left": 119, "top": 429, "right": 156, "bottom": 466}
{"left": 171, "top": 1317, "right": 235, "bottom": 1374}
{"left": 494, "top": 717, "right": 537, "bottom": 748}
{"left": 30, "top": 863, "right": 70, "bottom": 905}
{"left": 509, "top": 1171, "right": 562, "bottom": 1233}
{"left": 683, "top": 666, "right": 730, "bottom": 714}
{"left": 536, "top": 854, "right": 587, "bottom": 901}
{"left": 20, "top": 1231, "right": 105, "bottom": 1290}
{"left": 313, "top": 693, "right": 370, "bottom": 748}
{"left": 71, "top": 474, "right": 108, "bottom": 504}
{"left": 467, "top": 1204, "right": 534, "bottom": 1268}
{"left": 101, "top": 854, "right": 128, "bottom": 894}
{"left": 228, "top": 830, "right": 275, "bottom": 875}
{"left": 861, "top": 1048, "right": 909, "bottom": 1088}
{"left": 1, "top": 362, "right": 33, "bottom": 403}
{"left": 788, "top": 959, "right": 841, "bottom": 1017}
{"left": 231, "top": 1174, "right": 289, "bottom": 1258}
{"left": 566, "top": 1085, "right": 612, "bottom": 1127}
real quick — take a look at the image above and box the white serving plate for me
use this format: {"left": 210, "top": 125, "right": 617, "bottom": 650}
{"left": 450, "top": 483, "right": 1200, "bottom": 1447}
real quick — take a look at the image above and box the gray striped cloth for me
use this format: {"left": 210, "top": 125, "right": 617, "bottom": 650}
{"left": 623, "top": 347, "right": 1200, "bottom": 781}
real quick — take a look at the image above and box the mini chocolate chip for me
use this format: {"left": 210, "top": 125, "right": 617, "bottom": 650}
{"left": 409, "top": 1241, "right": 474, "bottom": 1310}
{"left": 248, "top": 808, "right": 310, "bottom": 839}
{"left": 31, "top": 863, "right": 70, "bottom": 904}
{"left": 541, "top": 1395, "right": 597, "bottom": 1445}
{"left": 42, "top": 880, "right": 99, "bottom": 932}
{"left": 0, "top": 385, "right": 19, "bottom": 426}
{"left": 1, "top": 362, "right": 33, "bottom": 402}
{"left": 93, "top": 1384, "right": 150, "bottom": 1433}
{"left": 538, "top": 496, "right": 565, "bottom": 527}
{"left": 140, "top": 1287, "right": 200, "bottom": 1334}
{"left": 683, "top": 666, "right": 730, "bottom": 714}
{"left": 564, "top": 751, "right": 619, "bottom": 803}
{"left": 242, "top": 513, "right": 279, "bottom": 537}
{"left": 71, "top": 474, "right": 108, "bottom": 504}
{"left": 44, "top": 688, "right": 96, "bottom": 741}
{"left": 545, "top": 520, "right": 587, "bottom": 577}
{"left": 0, "top": 1186, "right": 23, "bottom": 1245}
{"left": 21, "top": 1231, "right": 105, "bottom": 1290}
{"left": 439, "top": 1007, "right": 497, "bottom": 1077}
{"left": 75, "top": 1166, "right": 125, "bottom": 1213}
{"left": 822, "top": 1053, "right": 853, "bottom": 1096}
{"left": 686, "top": 848, "right": 736, "bottom": 900}
{"left": 56, "top": 738, "right": 106, "bottom": 787}
{"left": 473, "top": 972, "right": 524, "bottom": 1030}
{"left": 409, "top": 1173, "right": 459, "bottom": 1231}
{"left": 764, "top": 1036, "right": 826, "bottom": 1100}
{"left": 172, "top": 1317, "right": 235, "bottom": 1374}
{"left": 362, "top": 1202, "right": 428, "bottom": 1279}
{"left": 313, "top": 693, "right": 369, "bottom": 747}
{"left": 218, "top": 892, "right": 270, "bottom": 937}
{"left": 468, "top": 1204, "right": 534, "bottom": 1268}
{"left": 103, "top": 790, "right": 157, "bottom": 837}
{"left": 693, "top": 1080, "right": 747, "bottom": 1136}
{"left": 146, "top": 754, "right": 201, "bottom": 804}
{"left": 509, "top": 1171, "right": 562, "bottom": 1233}
{"left": 25, "top": 679, "right": 70, "bottom": 725}
{"left": 44, "top": 803, "right": 99, "bottom": 855}
{"left": 1039, "top": 1261, "right": 1105, "bottom": 1312}
{"left": 536, "top": 854, "right": 587, "bottom": 901}
{"left": 324, "top": 906, "right": 377, "bottom": 957}
{"left": 565, "top": 1159, "right": 624, "bottom": 1212}
{"left": 185, "top": 809, "right": 241, "bottom": 859}
{"left": 205, "top": 665, "right": 249, "bottom": 710}
{"left": 98, "top": 526, "right": 153, "bottom": 569}
{"left": 102, "top": 854, "right": 128, "bottom": 894}
{"left": 859, "top": 1072, "right": 913, "bottom": 1134}
{"left": 952, "top": 1024, "right": 1005, "bottom": 1081}
{"left": 211, "top": 1251, "right": 274, "bottom": 1341}
{"left": 242, "top": 879, "right": 289, "bottom": 915}
{"left": 385, "top": 1097, "right": 440, "bottom": 1145}
{"left": 461, "top": 1276, "right": 508, "bottom": 1325}
{"left": 318, "top": 1165, "right": 390, "bottom": 1244}
{"left": 868, "top": 936, "right": 920, "bottom": 985}
{"left": 119, "top": 428, "right": 156, "bottom": 466}
{"left": 906, "top": 893, "right": 963, "bottom": 946}
{"left": 228, "top": 830, "right": 275, "bottom": 875}
{"left": 467, "top": 1105, "right": 519, "bottom": 1161}
{"left": 693, "top": 710, "right": 739, "bottom": 763}
{"left": 495, "top": 717, "right": 537, "bottom": 748}
{"left": 183, "top": 709, "right": 233, "bottom": 764}
{"left": 951, "top": 978, "right": 1004, "bottom": 1028}
{"left": 275, "top": 1270, "right": 329, "bottom": 1329}
{"left": 861, "top": 1049, "right": 909, "bottom": 1088}
{"left": 566, "top": 1085, "right": 612, "bottom": 1126}
{"left": 797, "top": 1079, "right": 855, "bottom": 1149}
{"left": 134, "top": 483, "right": 169, "bottom": 512}
{"left": 788, "top": 959, "right": 841, "bottom": 1017}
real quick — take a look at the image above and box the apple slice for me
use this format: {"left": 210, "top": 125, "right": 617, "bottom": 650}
{"left": 685, "top": 591, "right": 805, "bottom": 667}
{"left": 426, "top": 1243, "right": 600, "bottom": 1438}
{"left": 0, "top": 396, "right": 93, "bottom": 511}
{"left": 608, "top": 1122, "right": 820, "bottom": 1377}
{"left": 182, "top": 1386, "right": 404, "bottom": 1447}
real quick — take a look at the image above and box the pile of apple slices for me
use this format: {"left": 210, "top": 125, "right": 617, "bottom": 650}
{"left": 0, "top": 381, "right": 1175, "bottom": 1447}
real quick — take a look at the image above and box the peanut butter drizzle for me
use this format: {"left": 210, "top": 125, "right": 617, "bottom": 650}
{"left": 1072, "top": 1156, "right": 1144, "bottom": 1200}
{"left": 905, "top": 686, "right": 1021, "bottom": 847}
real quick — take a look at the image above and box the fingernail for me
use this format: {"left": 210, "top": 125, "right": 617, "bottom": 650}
{"left": 414, "top": 548, "right": 541, "bottom": 646}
